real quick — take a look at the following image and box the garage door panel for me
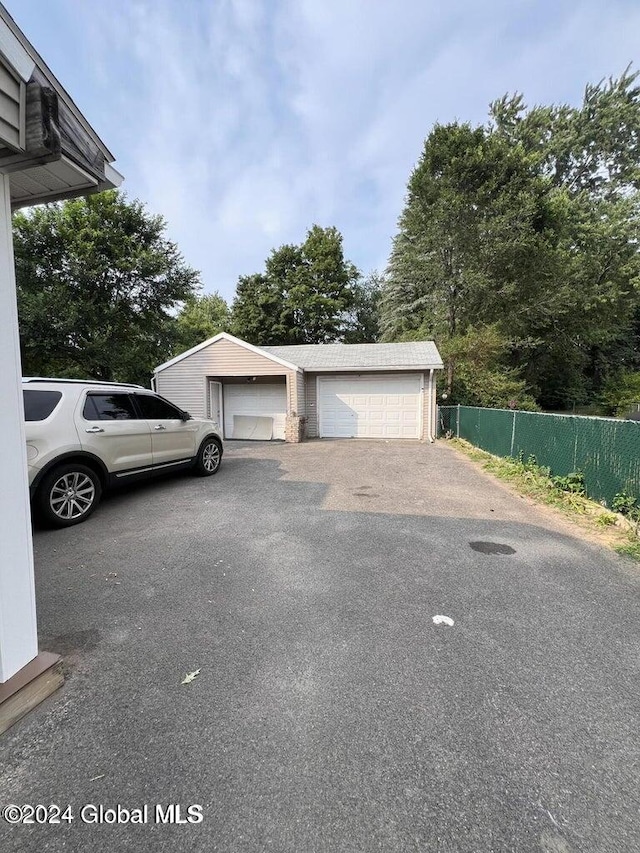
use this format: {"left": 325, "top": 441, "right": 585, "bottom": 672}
{"left": 223, "top": 383, "right": 287, "bottom": 440}
{"left": 318, "top": 375, "right": 422, "bottom": 439}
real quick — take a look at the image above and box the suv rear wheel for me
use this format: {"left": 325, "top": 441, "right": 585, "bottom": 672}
{"left": 38, "top": 463, "right": 102, "bottom": 527}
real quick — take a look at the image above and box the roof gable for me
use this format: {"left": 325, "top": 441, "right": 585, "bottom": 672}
{"left": 154, "top": 332, "right": 302, "bottom": 374}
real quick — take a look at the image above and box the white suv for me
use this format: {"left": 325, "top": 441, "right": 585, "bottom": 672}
{"left": 23, "top": 378, "right": 224, "bottom": 527}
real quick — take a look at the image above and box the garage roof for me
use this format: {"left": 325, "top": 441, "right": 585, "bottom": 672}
{"left": 155, "top": 334, "right": 443, "bottom": 374}
{"left": 263, "top": 341, "right": 443, "bottom": 371}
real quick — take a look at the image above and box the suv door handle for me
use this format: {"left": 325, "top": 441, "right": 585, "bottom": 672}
{"left": 85, "top": 426, "right": 104, "bottom": 433}
{"left": 154, "top": 424, "right": 166, "bottom": 430}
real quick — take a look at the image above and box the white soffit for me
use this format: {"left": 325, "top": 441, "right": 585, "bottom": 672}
{"left": 10, "top": 154, "right": 98, "bottom": 205}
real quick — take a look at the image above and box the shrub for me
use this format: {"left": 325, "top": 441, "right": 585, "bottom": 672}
{"left": 612, "top": 491, "right": 640, "bottom": 518}
{"left": 600, "top": 372, "right": 640, "bottom": 418}
{"left": 552, "top": 471, "right": 586, "bottom": 495}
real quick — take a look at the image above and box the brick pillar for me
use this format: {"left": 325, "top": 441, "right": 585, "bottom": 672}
{"left": 285, "top": 414, "right": 306, "bottom": 443}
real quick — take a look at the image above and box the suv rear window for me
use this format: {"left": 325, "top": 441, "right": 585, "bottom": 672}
{"left": 23, "top": 390, "right": 62, "bottom": 421}
{"left": 84, "top": 393, "right": 137, "bottom": 420}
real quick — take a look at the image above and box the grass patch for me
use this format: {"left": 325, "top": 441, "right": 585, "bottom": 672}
{"left": 614, "top": 541, "right": 640, "bottom": 560}
{"left": 447, "top": 438, "right": 640, "bottom": 561}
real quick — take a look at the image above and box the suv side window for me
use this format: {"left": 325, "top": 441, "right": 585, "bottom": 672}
{"left": 134, "top": 394, "right": 183, "bottom": 420}
{"left": 23, "top": 390, "right": 62, "bottom": 421}
{"left": 84, "top": 393, "right": 138, "bottom": 421}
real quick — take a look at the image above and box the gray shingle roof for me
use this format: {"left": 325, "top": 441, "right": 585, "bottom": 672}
{"left": 262, "top": 341, "right": 443, "bottom": 370}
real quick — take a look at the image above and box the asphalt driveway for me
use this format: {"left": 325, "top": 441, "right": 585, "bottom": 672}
{"left": 1, "top": 439, "right": 639, "bottom": 852}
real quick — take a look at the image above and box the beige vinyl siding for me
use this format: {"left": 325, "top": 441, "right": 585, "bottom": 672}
{"left": 288, "top": 371, "right": 305, "bottom": 416}
{"left": 180, "top": 339, "right": 294, "bottom": 376}
{"left": 0, "top": 61, "right": 24, "bottom": 152}
{"left": 155, "top": 370, "right": 207, "bottom": 418}
{"left": 155, "top": 338, "right": 296, "bottom": 419}
{"left": 305, "top": 373, "right": 319, "bottom": 436}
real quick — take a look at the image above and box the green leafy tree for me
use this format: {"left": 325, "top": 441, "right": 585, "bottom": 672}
{"left": 440, "top": 325, "right": 538, "bottom": 410}
{"left": 381, "top": 122, "right": 558, "bottom": 393}
{"left": 490, "top": 69, "right": 640, "bottom": 407}
{"left": 600, "top": 371, "right": 640, "bottom": 417}
{"left": 14, "top": 191, "right": 199, "bottom": 385}
{"left": 231, "top": 225, "right": 361, "bottom": 345}
{"left": 174, "top": 292, "right": 230, "bottom": 354}
{"left": 341, "top": 271, "right": 383, "bottom": 343}
{"left": 490, "top": 67, "right": 640, "bottom": 198}
{"left": 230, "top": 273, "right": 290, "bottom": 345}
{"left": 382, "top": 69, "right": 640, "bottom": 410}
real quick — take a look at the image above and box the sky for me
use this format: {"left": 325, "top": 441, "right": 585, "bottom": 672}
{"left": 5, "top": 0, "right": 640, "bottom": 303}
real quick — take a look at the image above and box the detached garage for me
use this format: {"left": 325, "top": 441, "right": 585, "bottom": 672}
{"left": 153, "top": 334, "right": 443, "bottom": 443}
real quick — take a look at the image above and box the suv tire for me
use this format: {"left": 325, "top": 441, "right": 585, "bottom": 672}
{"left": 38, "top": 463, "right": 102, "bottom": 528}
{"left": 194, "top": 437, "right": 222, "bottom": 476}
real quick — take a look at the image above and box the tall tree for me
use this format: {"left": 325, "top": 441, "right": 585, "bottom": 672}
{"left": 14, "top": 191, "right": 199, "bottom": 385}
{"left": 231, "top": 225, "right": 361, "bottom": 345}
{"left": 490, "top": 67, "right": 640, "bottom": 199}
{"left": 490, "top": 69, "right": 640, "bottom": 406}
{"left": 230, "top": 273, "right": 291, "bottom": 345}
{"left": 174, "top": 292, "right": 230, "bottom": 354}
{"left": 382, "top": 69, "right": 640, "bottom": 409}
{"left": 381, "top": 122, "right": 557, "bottom": 396}
{"left": 342, "top": 271, "right": 384, "bottom": 343}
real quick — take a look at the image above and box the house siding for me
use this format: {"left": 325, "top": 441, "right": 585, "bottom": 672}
{"left": 288, "top": 371, "right": 305, "bottom": 416}
{"left": 305, "top": 373, "right": 319, "bottom": 437}
{"left": 156, "top": 338, "right": 295, "bottom": 419}
{"left": 0, "top": 61, "right": 23, "bottom": 152}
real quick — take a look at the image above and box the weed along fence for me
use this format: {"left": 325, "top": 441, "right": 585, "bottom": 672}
{"left": 438, "top": 405, "right": 640, "bottom": 508}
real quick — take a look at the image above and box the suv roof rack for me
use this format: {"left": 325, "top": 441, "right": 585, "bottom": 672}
{"left": 22, "top": 377, "right": 144, "bottom": 389}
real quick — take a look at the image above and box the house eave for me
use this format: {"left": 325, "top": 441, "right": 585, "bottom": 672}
{"left": 0, "top": 5, "right": 115, "bottom": 161}
{"left": 305, "top": 364, "right": 444, "bottom": 373}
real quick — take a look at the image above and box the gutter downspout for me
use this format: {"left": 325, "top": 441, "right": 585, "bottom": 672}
{"left": 427, "top": 369, "right": 435, "bottom": 442}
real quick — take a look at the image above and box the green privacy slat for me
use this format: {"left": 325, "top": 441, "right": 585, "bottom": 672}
{"left": 438, "top": 406, "right": 640, "bottom": 507}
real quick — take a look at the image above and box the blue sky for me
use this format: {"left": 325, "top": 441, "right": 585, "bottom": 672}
{"left": 5, "top": 0, "right": 640, "bottom": 302}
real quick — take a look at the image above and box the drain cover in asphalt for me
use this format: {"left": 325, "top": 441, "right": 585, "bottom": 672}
{"left": 469, "top": 541, "right": 516, "bottom": 555}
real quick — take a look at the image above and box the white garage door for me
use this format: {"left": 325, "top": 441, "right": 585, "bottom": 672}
{"left": 318, "top": 375, "right": 422, "bottom": 439}
{"left": 223, "top": 383, "right": 287, "bottom": 440}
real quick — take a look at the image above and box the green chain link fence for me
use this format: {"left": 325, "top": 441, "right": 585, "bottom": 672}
{"left": 438, "top": 405, "right": 640, "bottom": 508}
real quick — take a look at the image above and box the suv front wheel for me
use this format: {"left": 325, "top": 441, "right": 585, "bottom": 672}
{"left": 194, "top": 437, "right": 222, "bottom": 476}
{"left": 37, "top": 463, "right": 102, "bottom": 527}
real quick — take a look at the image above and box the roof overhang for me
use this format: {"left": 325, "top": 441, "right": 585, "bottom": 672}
{"left": 308, "top": 364, "right": 444, "bottom": 373}
{"left": 9, "top": 153, "right": 123, "bottom": 208}
{"left": 0, "top": 4, "right": 121, "bottom": 208}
